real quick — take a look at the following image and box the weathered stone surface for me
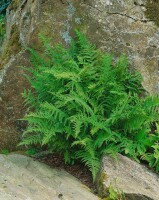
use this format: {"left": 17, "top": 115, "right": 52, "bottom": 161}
{"left": 2, "top": 0, "right": 159, "bottom": 93}
{"left": 0, "top": 154, "right": 99, "bottom": 200}
{"left": 96, "top": 154, "right": 159, "bottom": 200}
{"left": 145, "top": 0, "right": 159, "bottom": 27}
{"left": 1, "top": 0, "right": 159, "bottom": 149}
{"left": 0, "top": 51, "right": 30, "bottom": 150}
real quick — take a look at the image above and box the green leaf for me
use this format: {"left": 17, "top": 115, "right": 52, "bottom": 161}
{"left": 19, "top": 29, "right": 159, "bottom": 180}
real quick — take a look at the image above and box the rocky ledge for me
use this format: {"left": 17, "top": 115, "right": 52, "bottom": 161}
{"left": 97, "top": 154, "right": 159, "bottom": 200}
{"left": 0, "top": 154, "right": 99, "bottom": 200}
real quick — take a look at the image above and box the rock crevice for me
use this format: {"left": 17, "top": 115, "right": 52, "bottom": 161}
{"left": 107, "top": 12, "right": 150, "bottom": 23}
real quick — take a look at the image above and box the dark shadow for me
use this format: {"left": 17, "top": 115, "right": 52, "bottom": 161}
{"left": 125, "top": 193, "right": 154, "bottom": 200}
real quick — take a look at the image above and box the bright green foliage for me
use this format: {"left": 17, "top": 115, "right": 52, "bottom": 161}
{"left": 20, "top": 30, "right": 159, "bottom": 181}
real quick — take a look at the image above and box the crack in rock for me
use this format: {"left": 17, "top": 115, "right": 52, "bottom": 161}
{"left": 82, "top": 2, "right": 149, "bottom": 24}
{"left": 107, "top": 12, "right": 150, "bottom": 23}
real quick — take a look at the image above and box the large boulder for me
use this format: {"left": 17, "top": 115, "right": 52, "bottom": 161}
{"left": 2, "top": 0, "right": 159, "bottom": 93}
{"left": 0, "top": 154, "right": 99, "bottom": 200}
{"left": 1, "top": 0, "right": 159, "bottom": 149}
{"left": 96, "top": 154, "right": 159, "bottom": 200}
{"left": 0, "top": 51, "right": 30, "bottom": 150}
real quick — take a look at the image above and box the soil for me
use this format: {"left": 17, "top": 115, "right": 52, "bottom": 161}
{"left": 34, "top": 153, "right": 97, "bottom": 194}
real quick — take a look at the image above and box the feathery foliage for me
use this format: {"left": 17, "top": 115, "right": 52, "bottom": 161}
{"left": 20, "top": 30, "right": 159, "bottom": 181}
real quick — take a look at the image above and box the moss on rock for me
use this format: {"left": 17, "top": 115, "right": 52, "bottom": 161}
{"left": 145, "top": 0, "right": 159, "bottom": 27}
{"left": 0, "top": 24, "right": 22, "bottom": 69}
{"left": 8, "top": 0, "right": 22, "bottom": 11}
{"left": 96, "top": 172, "right": 109, "bottom": 198}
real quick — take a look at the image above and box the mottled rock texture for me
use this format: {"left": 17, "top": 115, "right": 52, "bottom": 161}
{"left": 96, "top": 154, "right": 159, "bottom": 200}
{"left": 145, "top": 0, "right": 159, "bottom": 27}
{"left": 0, "top": 0, "right": 159, "bottom": 149}
{"left": 0, "top": 51, "right": 30, "bottom": 150}
{"left": 0, "top": 154, "right": 99, "bottom": 200}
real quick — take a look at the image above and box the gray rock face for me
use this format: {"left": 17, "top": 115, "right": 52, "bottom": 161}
{"left": 2, "top": 0, "right": 159, "bottom": 94}
{"left": 1, "top": 0, "right": 159, "bottom": 93}
{"left": 96, "top": 154, "right": 159, "bottom": 200}
{"left": 0, "top": 154, "right": 99, "bottom": 200}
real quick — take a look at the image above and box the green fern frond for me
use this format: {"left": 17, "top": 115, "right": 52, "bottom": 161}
{"left": 94, "top": 130, "right": 119, "bottom": 148}
{"left": 42, "top": 131, "right": 55, "bottom": 145}
{"left": 75, "top": 139, "right": 100, "bottom": 181}
{"left": 40, "top": 102, "right": 68, "bottom": 124}
{"left": 70, "top": 116, "right": 82, "bottom": 138}
{"left": 18, "top": 135, "right": 42, "bottom": 146}
{"left": 20, "top": 30, "right": 159, "bottom": 179}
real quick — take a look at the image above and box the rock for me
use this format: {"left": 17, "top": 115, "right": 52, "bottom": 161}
{"left": 2, "top": 0, "right": 159, "bottom": 93}
{"left": 0, "top": 154, "right": 99, "bottom": 200}
{"left": 96, "top": 154, "right": 159, "bottom": 200}
{"left": 1, "top": 0, "right": 159, "bottom": 149}
{"left": 0, "top": 51, "right": 31, "bottom": 150}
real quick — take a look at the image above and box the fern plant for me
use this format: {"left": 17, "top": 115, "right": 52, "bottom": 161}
{"left": 20, "top": 30, "right": 159, "bottom": 181}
